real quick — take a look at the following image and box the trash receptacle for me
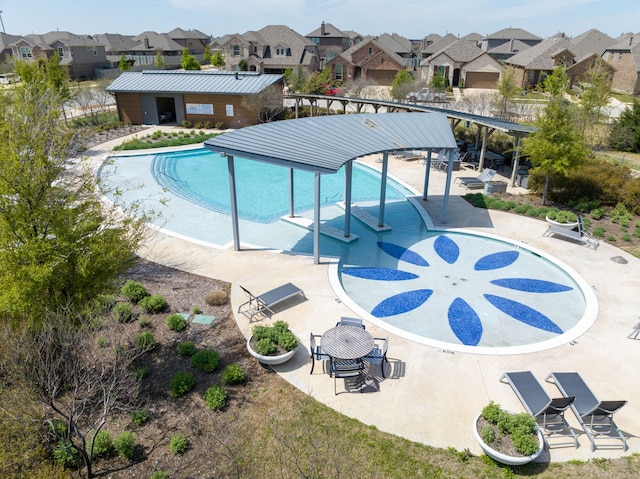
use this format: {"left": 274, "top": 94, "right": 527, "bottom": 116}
{"left": 517, "top": 174, "right": 529, "bottom": 188}
{"left": 484, "top": 181, "right": 507, "bottom": 194}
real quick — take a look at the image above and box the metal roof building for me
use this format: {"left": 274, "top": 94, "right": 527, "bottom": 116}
{"left": 106, "top": 70, "right": 284, "bottom": 127}
{"left": 204, "top": 112, "right": 458, "bottom": 264}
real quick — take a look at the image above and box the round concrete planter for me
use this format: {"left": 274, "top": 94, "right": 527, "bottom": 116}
{"left": 473, "top": 413, "right": 544, "bottom": 466}
{"left": 246, "top": 335, "right": 298, "bottom": 366}
{"left": 545, "top": 216, "right": 578, "bottom": 230}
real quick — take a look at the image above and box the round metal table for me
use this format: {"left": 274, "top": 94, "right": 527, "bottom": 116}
{"left": 321, "top": 325, "right": 374, "bottom": 360}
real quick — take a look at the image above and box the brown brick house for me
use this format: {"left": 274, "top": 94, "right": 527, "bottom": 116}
{"left": 603, "top": 34, "right": 640, "bottom": 95}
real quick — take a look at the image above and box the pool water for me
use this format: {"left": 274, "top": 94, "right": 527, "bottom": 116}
{"left": 100, "top": 149, "right": 594, "bottom": 354}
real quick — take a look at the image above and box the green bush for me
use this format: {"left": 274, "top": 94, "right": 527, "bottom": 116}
{"left": 53, "top": 440, "right": 77, "bottom": 468}
{"left": 590, "top": 207, "right": 605, "bottom": 219}
{"left": 131, "top": 410, "right": 149, "bottom": 427}
{"left": 135, "top": 331, "right": 157, "bottom": 351}
{"left": 150, "top": 471, "right": 168, "bottom": 479}
{"left": 121, "top": 280, "right": 149, "bottom": 303}
{"left": 480, "top": 401, "right": 538, "bottom": 456}
{"left": 96, "top": 335, "right": 108, "bottom": 348}
{"left": 593, "top": 226, "right": 606, "bottom": 237}
{"left": 93, "top": 293, "right": 116, "bottom": 313}
{"left": 545, "top": 210, "right": 577, "bottom": 223}
{"left": 138, "top": 316, "right": 151, "bottom": 328}
{"left": 169, "top": 371, "right": 195, "bottom": 398}
{"left": 139, "top": 294, "right": 167, "bottom": 314}
{"left": 221, "top": 364, "right": 248, "bottom": 385}
{"left": 113, "top": 302, "right": 134, "bottom": 323}
{"left": 192, "top": 306, "right": 202, "bottom": 314}
{"left": 166, "top": 313, "right": 187, "bottom": 331}
{"left": 255, "top": 337, "right": 276, "bottom": 355}
{"left": 191, "top": 349, "right": 220, "bottom": 372}
{"left": 113, "top": 431, "right": 136, "bottom": 459}
{"left": 204, "top": 385, "right": 228, "bottom": 411}
{"left": 177, "top": 341, "right": 197, "bottom": 356}
{"left": 169, "top": 433, "right": 189, "bottom": 454}
{"left": 251, "top": 321, "right": 298, "bottom": 355}
{"left": 91, "top": 430, "right": 113, "bottom": 458}
{"left": 134, "top": 365, "right": 150, "bottom": 380}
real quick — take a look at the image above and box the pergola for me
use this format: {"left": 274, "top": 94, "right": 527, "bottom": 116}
{"left": 204, "top": 112, "right": 457, "bottom": 264}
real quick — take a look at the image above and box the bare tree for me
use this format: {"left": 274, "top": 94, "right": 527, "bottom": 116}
{"left": 241, "top": 84, "right": 285, "bottom": 123}
{"left": 0, "top": 313, "right": 149, "bottom": 479}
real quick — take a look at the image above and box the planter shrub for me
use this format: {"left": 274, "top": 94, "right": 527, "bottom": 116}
{"left": 204, "top": 385, "right": 228, "bottom": 411}
{"left": 139, "top": 294, "right": 167, "bottom": 313}
{"left": 166, "top": 313, "right": 187, "bottom": 331}
{"left": 120, "top": 280, "right": 149, "bottom": 303}
{"left": 221, "top": 364, "right": 248, "bottom": 385}
{"left": 191, "top": 349, "right": 220, "bottom": 373}
{"left": 169, "top": 371, "right": 195, "bottom": 398}
{"left": 480, "top": 401, "right": 539, "bottom": 456}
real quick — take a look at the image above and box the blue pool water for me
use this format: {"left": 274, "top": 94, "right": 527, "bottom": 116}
{"left": 151, "top": 149, "right": 411, "bottom": 223}
{"left": 100, "top": 148, "right": 593, "bottom": 354}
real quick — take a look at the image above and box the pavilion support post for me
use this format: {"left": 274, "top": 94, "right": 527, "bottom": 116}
{"left": 378, "top": 151, "right": 389, "bottom": 227}
{"left": 344, "top": 160, "right": 352, "bottom": 237}
{"left": 478, "top": 127, "right": 488, "bottom": 171}
{"left": 288, "top": 168, "right": 295, "bottom": 217}
{"left": 510, "top": 136, "right": 522, "bottom": 186}
{"left": 227, "top": 155, "right": 241, "bottom": 251}
{"left": 313, "top": 171, "right": 321, "bottom": 265}
{"left": 441, "top": 149, "right": 454, "bottom": 224}
{"left": 423, "top": 150, "right": 432, "bottom": 200}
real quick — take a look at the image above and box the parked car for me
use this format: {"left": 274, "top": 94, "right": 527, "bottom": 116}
{"left": 406, "top": 87, "right": 445, "bottom": 103}
{"left": 0, "top": 73, "right": 20, "bottom": 85}
{"left": 324, "top": 85, "right": 343, "bottom": 96}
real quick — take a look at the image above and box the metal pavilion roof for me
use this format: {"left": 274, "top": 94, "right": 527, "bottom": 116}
{"left": 204, "top": 112, "right": 457, "bottom": 173}
{"left": 105, "top": 70, "right": 283, "bottom": 95}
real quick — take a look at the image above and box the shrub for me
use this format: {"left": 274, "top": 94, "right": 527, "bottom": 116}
{"left": 54, "top": 440, "right": 77, "bottom": 468}
{"left": 204, "top": 385, "right": 228, "bottom": 411}
{"left": 131, "top": 410, "right": 149, "bottom": 427}
{"left": 135, "top": 331, "right": 157, "bottom": 351}
{"left": 112, "top": 302, "right": 133, "bottom": 323}
{"left": 177, "top": 340, "right": 197, "bottom": 356}
{"left": 255, "top": 337, "right": 276, "bottom": 355}
{"left": 166, "top": 313, "right": 187, "bottom": 331}
{"left": 545, "top": 210, "right": 577, "bottom": 223}
{"left": 181, "top": 120, "right": 193, "bottom": 128}
{"left": 96, "top": 335, "right": 108, "bottom": 348}
{"left": 121, "top": 280, "right": 149, "bottom": 303}
{"left": 134, "top": 365, "right": 150, "bottom": 380}
{"left": 139, "top": 294, "right": 167, "bottom": 314}
{"left": 221, "top": 364, "right": 248, "bottom": 385}
{"left": 251, "top": 320, "right": 298, "bottom": 355}
{"left": 169, "top": 433, "right": 189, "bottom": 454}
{"left": 151, "top": 472, "right": 168, "bottom": 479}
{"left": 215, "top": 122, "right": 224, "bottom": 129}
{"left": 169, "top": 371, "right": 195, "bottom": 398}
{"left": 192, "top": 306, "right": 202, "bottom": 314}
{"left": 138, "top": 316, "right": 151, "bottom": 328}
{"left": 480, "top": 401, "right": 538, "bottom": 456}
{"left": 93, "top": 293, "right": 116, "bottom": 313}
{"left": 593, "top": 226, "right": 606, "bottom": 237}
{"left": 513, "top": 204, "right": 532, "bottom": 214}
{"left": 91, "top": 430, "right": 113, "bottom": 458}
{"left": 205, "top": 290, "right": 228, "bottom": 306}
{"left": 113, "top": 431, "right": 136, "bottom": 459}
{"left": 191, "top": 349, "right": 220, "bottom": 372}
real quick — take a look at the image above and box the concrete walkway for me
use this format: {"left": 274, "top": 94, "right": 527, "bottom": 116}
{"left": 91, "top": 129, "right": 639, "bottom": 462}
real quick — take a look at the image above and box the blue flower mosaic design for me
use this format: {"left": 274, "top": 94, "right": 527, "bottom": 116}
{"left": 342, "top": 237, "right": 574, "bottom": 346}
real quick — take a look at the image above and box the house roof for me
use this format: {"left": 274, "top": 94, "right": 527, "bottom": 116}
{"left": 167, "top": 28, "right": 210, "bottom": 40}
{"left": 376, "top": 33, "right": 412, "bottom": 54}
{"left": 425, "top": 38, "right": 483, "bottom": 63}
{"left": 106, "top": 70, "right": 283, "bottom": 95}
{"left": 483, "top": 28, "right": 541, "bottom": 41}
{"left": 330, "top": 36, "right": 406, "bottom": 67}
{"left": 204, "top": 112, "right": 457, "bottom": 174}
{"left": 505, "top": 34, "right": 577, "bottom": 69}
{"left": 131, "top": 31, "right": 184, "bottom": 52}
{"left": 422, "top": 33, "right": 457, "bottom": 55}
{"left": 0, "top": 32, "right": 22, "bottom": 51}
{"left": 306, "top": 22, "right": 347, "bottom": 38}
{"left": 93, "top": 33, "right": 138, "bottom": 53}
{"left": 488, "top": 39, "right": 531, "bottom": 55}
{"left": 20, "top": 31, "right": 98, "bottom": 49}
{"left": 571, "top": 29, "right": 615, "bottom": 56}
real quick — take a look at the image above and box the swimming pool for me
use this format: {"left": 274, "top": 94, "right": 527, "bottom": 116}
{"left": 100, "top": 148, "right": 595, "bottom": 354}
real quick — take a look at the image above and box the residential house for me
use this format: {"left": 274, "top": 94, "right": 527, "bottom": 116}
{"left": 343, "top": 30, "right": 365, "bottom": 48}
{"left": 602, "top": 33, "right": 640, "bottom": 95}
{"left": 93, "top": 33, "right": 138, "bottom": 69}
{"left": 420, "top": 38, "right": 491, "bottom": 88}
{"left": 106, "top": 70, "right": 284, "bottom": 127}
{"left": 306, "top": 22, "right": 350, "bottom": 64}
{"left": 167, "top": 28, "right": 210, "bottom": 55}
{"left": 325, "top": 36, "right": 407, "bottom": 85}
{"left": 220, "top": 25, "right": 320, "bottom": 75}
{"left": 420, "top": 33, "right": 457, "bottom": 58}
{"left": 566, "top": 29, "right": 616, "bottom": 87}
{"left": 129, "top": 31, "right": 187, "bottom": 65}
{"left": 0, "top": 32, "right": 22, "bottom": 68}
{"left": 480, "top": 28, "right": 541, "bottom": 53}
{"left": 10, "top": 31, "right": 109, "bottom": 80}
{"left": 376, "top": 33, "right": 415, "bottom": 69}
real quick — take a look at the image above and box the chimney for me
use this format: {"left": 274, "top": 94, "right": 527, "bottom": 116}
{"left": 509, "top": 38, "right": 514, "bottom": 52}
{"left": 144, "top": 36, "right": 150, "bottom": 49}
{"left": 321, "top": 21, "right": 326, "bottom": 36}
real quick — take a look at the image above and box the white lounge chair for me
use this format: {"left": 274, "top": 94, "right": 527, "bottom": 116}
{"left": 453, "top": 168, "right": 496, "bottom": 190}
{"left": 543, "top": 216, "right": 599, "bottom": 249}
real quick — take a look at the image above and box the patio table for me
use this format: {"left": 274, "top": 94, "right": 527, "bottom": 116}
{"left": 321, "top": 325, "right": 374, "bottom": 360}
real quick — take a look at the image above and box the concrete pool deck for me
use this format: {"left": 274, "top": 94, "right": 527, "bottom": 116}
{"left": 92, "top": 127, "right": 639, "bottom": 462}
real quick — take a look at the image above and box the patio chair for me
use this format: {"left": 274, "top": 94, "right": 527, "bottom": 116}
{"left": 336, "top": 316, "right": 365, "bottom": 329}
{"left": 363, "top": 337, "right": 389, "bottom": 378}
{"left": 543, "top": 216, "right": 600, "bottom": 249}
{"left": 459, "top": 151, "right": 479, "bottom": 170}
{"left": 237, "top": 282, "right": 306, "bottom": 322}
{"left": 453, "top": 168, "right": 496, "bottom": 190}
{"left": 628, "top": 321, "right": 640, "bottom": 339}
{"left": 309, "top": 332, "right": 331, "bottom": 375}
{"left": 393, "top": 150, "right": 422, "bottom": 161}
{"left": 500, "top": 371, "right": 578, "bottom": 448}
{"left": 330, "top": 357, "right": 365, "bottom": 395}
{"left": 546, "top": 372, "right": 628, "bottom": 451}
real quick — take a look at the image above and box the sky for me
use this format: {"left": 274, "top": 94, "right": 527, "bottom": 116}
{"left": 0, "top": 0, "right": 638, "bottom": 40}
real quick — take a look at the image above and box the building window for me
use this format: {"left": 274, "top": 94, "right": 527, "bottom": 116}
{"left": 335, "top": 64, "right": 343, "bottom": 81}
{"left": 20, "top": 46, "right": 32, "bottom": 58}
{"left": 368, "top": 47, "right": 373, "bottom": 54}
{"left": 57, "top": 46, "right": 64, "bottom": 57}
{"left": 310, "top": 37, "right": 319, "bottom": 45}
{"left": 93, "top": 47, "right": 98, "bottom": 56}
{"left": 253, "top": 46, "right": 257, "bottom": 53}
{"left": 233, "top": 44, "right": 240, "bottom": 56}
{"left": 276, "top": 47, "right": 285, "bottom": 56}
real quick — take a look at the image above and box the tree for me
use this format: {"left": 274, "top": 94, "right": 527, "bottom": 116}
{"left": 211, "top": 51, "right": 226, "bottom": 68}
{"left": 181, "top": 48, "right": 201, "bottom": 70}
{"left": 0, "top": 313, "right": 148, "bottom": 479}
{"left": 429, "top": 70, "right": 445, "bottom": 90}
{"left": 522, "top": 66, "right": 590, "bottom": 204}
{"left": 202, "top": 44, "right": 213, "bottom": 65}
{"left": 302, "top": 67, "right": 330, "bottom": 94}
{"left": 608, "top": 100, "right": 640, "bottom": 152}
{"left": 241, "top": 84, "right": 284, "bottom": 123}
{"left": 0, "top": 63, "right": 148, "bottom": 322}
{"left": 390, "top": 69, "right": 414, "bottom": 100}
{"left": 577, "top": 58, "right": 612, "bottom": 144}
{"left": 283, "top": 65, "right": 307, "bottom": 93}
{"left": 493, "top": 66, "right": 520, "bottom": 120}
{"left": 154, "top": 51, "right": 164, "bottom": 68}
{"left": 118, "top": 54, "right": 130, "bottom": 71}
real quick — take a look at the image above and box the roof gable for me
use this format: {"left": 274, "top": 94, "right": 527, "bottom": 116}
{"left": 484, "top": 28, "right": 541, "bottom": 41}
